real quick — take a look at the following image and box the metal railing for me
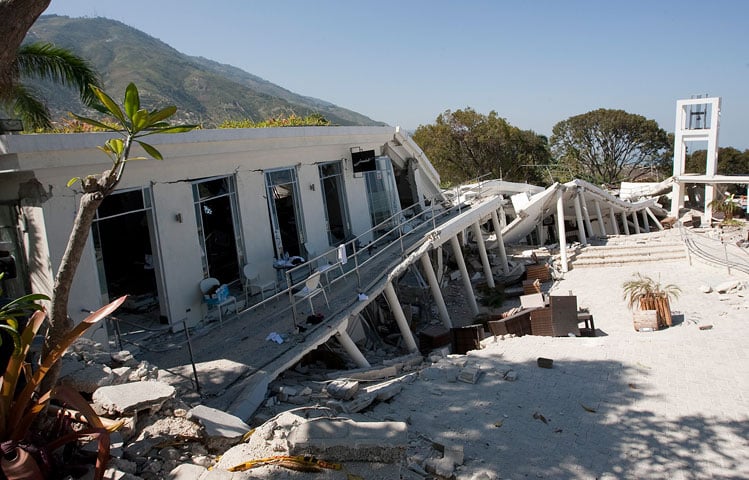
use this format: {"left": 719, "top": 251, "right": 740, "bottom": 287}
{"left": 678, "top": 222, "right": 749, "bottom": 275}
{"left": 238, "top": 196, "right": 468, "bottom": 324}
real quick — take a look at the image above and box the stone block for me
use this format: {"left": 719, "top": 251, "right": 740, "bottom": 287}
{"left": 287, "top": 418, "right": 408, "bottom": 463}
{"left": 326, "top": 379, "right": 359, "bottom": 400}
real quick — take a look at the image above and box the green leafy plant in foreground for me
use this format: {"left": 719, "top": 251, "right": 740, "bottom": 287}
{"left": 1, "top": 292, "right": 126, "bottom": 479}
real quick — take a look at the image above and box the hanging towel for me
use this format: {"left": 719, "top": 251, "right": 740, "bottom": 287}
{"left": 337, "top": 244, "right": 348, "bottom": 265}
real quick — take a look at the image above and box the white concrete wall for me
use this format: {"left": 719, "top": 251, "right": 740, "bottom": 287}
{"left": 1, "top": 126, "right": 435, "bottom": 328}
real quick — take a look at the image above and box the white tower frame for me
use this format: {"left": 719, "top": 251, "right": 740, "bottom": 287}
{"left": 670, "top": 97, "right": 721, "bottom": 219}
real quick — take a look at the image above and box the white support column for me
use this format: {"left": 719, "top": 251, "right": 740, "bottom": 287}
{"left": 420, "top": 253, "right": 453, "bottom": 329}
{"left": 641, "top": 209, "right": 650, "bottom": 232}
{"left": 594, "top": 201, "right": 606, "bottom": 236}
{"left": 537, "top": 223, "right": 547, "bottom": 245}
{"left": 556, "top": 190, "right": 569, "bottom": 273}
{"left": 671, "top": 182, "right": 684, "bottom": 219}
{"left": 579, "top": 190, "right": 594, "bottom": 239}
{"left": 645, "top": 207, "right": 664, "bottom": 230}
{"left": 573, "top": 192, "right": 587, "bottom": 246}
{"left": 472, "top": 221, "right": 495, "bottom": 288}
{"left": 610, "top": 208, "right": 620, "bottom": 235}
{"left": 336, "top": 330, "right": 370, "bottom": 368}
{"left": 450, "top": 235, "right": 480, "bottom": 316}
{"left": 622, "top": 212, "right": 631, "bottom": 235}
{"left": 383, "top": 282, "right": 419, "bottom": 353}
{"left": 632, "top": 212, "right": 641, "bottom": 234}
{"left": 490, "top": 210, "right": 509, "bottom": 273}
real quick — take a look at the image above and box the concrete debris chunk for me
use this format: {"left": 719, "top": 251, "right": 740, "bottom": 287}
{"left": 425, "top": 456, "right": 455, "bottom": 478}
{"left": 187, "top": 404, "right": 251, "bottom": 442}
{"left": 504, "top": 370, "right": 519, "bottom": 381}
{"left": 60, "top": 363, "right": 115, "bottom": 394}
{"left": 92, "top": 380, "right": 175, "bottom": 416}
{"left": 341, "top": 392, "right": 376, "bottom": 413}
{"left": 458, "top": 366, "right": 481, "bottom": 384}
{"left": 287, "top": 417, "right": 408, "bottom": 463}
{"left": 326, "top": 379, "right": 360, "bottom": 400}
{"left": 168, "top": 463, "right": 207, "bottom": 480}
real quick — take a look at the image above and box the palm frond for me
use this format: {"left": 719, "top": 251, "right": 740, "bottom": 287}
{"left": 7, "top": 83, "right": 51, "bottom": 130}
{"left": 16, "top": 42, "right": 101, "bottom": 106}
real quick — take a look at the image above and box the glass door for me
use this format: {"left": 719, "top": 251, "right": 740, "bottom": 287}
{"left": 192, "top": 176, "right": 244, "bottom": 284}
{"left": 265, "top": 168, "right": 305, "bottom": 258}
{"left": 319, "top": 161, "right": 350, "bottom": 245}
{"left": 365, "top": 157, "right": 400, "bottom": 236}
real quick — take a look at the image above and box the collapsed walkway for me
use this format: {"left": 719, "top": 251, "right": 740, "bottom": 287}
{"left": 128, "top": 178, "right": 687, "bottom": 421}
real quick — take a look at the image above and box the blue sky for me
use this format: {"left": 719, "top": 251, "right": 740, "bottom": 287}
{"left": 44, "top": 0, "right": 748, "bottom": 149}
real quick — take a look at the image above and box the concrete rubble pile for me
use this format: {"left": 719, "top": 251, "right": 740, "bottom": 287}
{"left": 55, "top": 337, "right": 501, "bottom": 479}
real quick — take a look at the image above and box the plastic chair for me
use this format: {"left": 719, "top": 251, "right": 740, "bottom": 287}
{"left": 316, "top": 251, "right": 344, "bottom": 290}
{"left": 243, "top": 265, "right": 276, "bottom": 304}
{"left": 199, "top": 277, "right": 236, "bottom": 323}
{"left": 292, "top": 271, "right": 329, "bottom": 313}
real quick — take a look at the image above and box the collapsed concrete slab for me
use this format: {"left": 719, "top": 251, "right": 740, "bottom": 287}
{"left": 286, "top": 417, "right": 408, "bottom": 463}
{"left": 187, "top": 405, "right": 251, "bottom": 451}
{"left": 92, "top": 380, "right": 175, "bottom": 416}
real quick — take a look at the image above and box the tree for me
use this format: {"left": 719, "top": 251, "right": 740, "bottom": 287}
{"left": 550, "top": 109, "right": 670, "bottom": 185}
{"left": 412, "top": 108, "right": 550, "bottom": 186}
{"left": 3, "top": 42, "right": 101, "bottom": 130}
{"left": 43, "top": 83, "right": 196, "bottom": 390}
{"left": 0, "top": 0, "right": 52, "bottom": 100}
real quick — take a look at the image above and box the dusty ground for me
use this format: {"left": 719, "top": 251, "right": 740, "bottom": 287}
{"left": 238, "top": 236, "right": 749, "bottom": 479}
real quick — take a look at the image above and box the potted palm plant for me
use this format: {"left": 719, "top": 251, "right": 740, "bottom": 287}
{"left": 622, "top": 273, "right": 681, "bottom": 330}
{"left": 708, "top": 193, "right": 741, "bottom": 224}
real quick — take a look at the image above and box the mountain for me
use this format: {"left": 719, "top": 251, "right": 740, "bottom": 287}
{"left": 24, "top": 15, "right": 386, "bottom": 127}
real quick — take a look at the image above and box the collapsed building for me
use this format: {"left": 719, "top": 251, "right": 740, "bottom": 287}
{"left": 2, "top": 97, "right": 748, "bottom": 476}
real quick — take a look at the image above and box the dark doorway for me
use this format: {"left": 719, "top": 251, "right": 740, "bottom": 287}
{"left": 319, "top": 161, "right": 350, "bottom": 245}
{"left": 193, "top": 177, "right": 243, "bottom": 284}
{"left": 92, "top": 189, "right": 158, "bottom": 307}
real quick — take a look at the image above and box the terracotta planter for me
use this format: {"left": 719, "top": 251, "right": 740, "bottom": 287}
{"left": 1, "top": 446, "right": 43, "bottom": 480}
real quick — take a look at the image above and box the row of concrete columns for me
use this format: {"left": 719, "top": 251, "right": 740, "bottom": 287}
{"left": 341, "top": 203, "right": 513, "bottom": 361}
{"left": 337, "top": 189, "right": 664, "bottom": 365}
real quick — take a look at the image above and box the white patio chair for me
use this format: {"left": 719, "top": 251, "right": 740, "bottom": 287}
{"left": 243, "top": 264, "right": 276, "bottom": 304}
{"left": 292, "top": 271, "right": 329, "bottom": 313}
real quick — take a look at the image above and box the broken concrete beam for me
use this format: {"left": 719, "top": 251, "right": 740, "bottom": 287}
{"left": 362, "top": 380, "right": 404, "bottom": 402}
{"left": 326, "top": 364, "right": 399, "bottom": 381}
{"left": 325, "top": 379, "right": 359, "bottom": 400}
{"left": 287, "top": 418, "right": 408, "bottom": 463}
{"left": 382, "top": 352, "right": 424, "bottom": 370}
{"left": 92, "top": 381, "right": 175, "bottom": 416}
{"left": 342, "top": 392, "right": 376, "bottom": 413}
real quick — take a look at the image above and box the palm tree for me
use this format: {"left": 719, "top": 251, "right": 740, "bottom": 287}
{"left": 1, "top": 42, "right": 100, "bottom": 130}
